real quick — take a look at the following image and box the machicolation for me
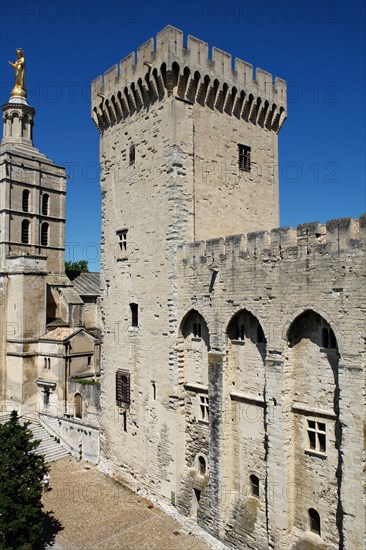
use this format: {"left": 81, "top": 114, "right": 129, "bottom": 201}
{"left": 92, "top": 25, "right": 287, "bottom": 133}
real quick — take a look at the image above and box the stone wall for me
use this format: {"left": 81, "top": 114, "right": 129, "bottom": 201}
{"left": 176, "top": 215, "right": 365, "bottom": 549}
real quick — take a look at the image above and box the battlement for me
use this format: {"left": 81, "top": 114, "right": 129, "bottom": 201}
{"left": 92, "top": 25, "right": 287, "bottom": 133}
{"left": 178, "top": 214, "right": 366, "bottom": 266}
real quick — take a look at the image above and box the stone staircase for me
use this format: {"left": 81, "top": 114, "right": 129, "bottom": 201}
{"left": 179, "top": 517, "right": 199, "bottom": 536}
{"left": 27, "top": 421, "right": 70, "bottom": 463}
{"left": 0, "top": 413, "right": 69, "bottom": 463}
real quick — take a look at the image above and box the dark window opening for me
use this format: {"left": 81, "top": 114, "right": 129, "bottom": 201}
{"left": 198, "top": 456, "right": 206, "bottom": 476}
{"left": 130, "top": 303, "right": 138, "bottom": 327}
{"left": 41, "top": 223, "right": 49, "bottom": 246}
{"left": 21, "top": 220, "right": 30, "bottom": 244}
{"left": 87, "top": 356, "right": 92, "bottom": 368}
{"left": 238, "top": 144, "right": 251, "bottom": 172}
{"left": 250, "top": 474, "right": 260, "bottom": 498}
{"left": 129, "top": 144, "right": 135, "bottom": 165}
{"left": 122, "top": 410, "right": 127, "bottom": 432}
{"left": 309, "top": 508, "right": 321, "bottom": 536}
{"left": 42, "top": 194, "right": 49, "bottom": 216}
{"left": 194, "top": 488, "right": 201, "bottom": 503}
{"left": 116, "top": 229, "right": 128, "bottom": 259}
{"left": 152, "top": 381, "right": 156, "bottom": 400}
{"left": 22, "top": 190, "right": 30, "bottom": 212}
{"left": 116, "top": 369, "right": 131, "bottom": 406}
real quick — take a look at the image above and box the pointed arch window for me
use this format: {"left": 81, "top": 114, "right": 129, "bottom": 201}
{"left": 41, "top": 222, "right": 49, "bottom": 246}
{"left": 309, "top": 508, "right": 321, "bottom": 536}
{"left": 21, "top": 219, "right": 30, "bottom": 244}
{"left": 22, "top": 190, "right": 30, "bottom": 212}
{"left": 198, "top": 456, "right": 206, "bottom": 476}
{"left": 42, "top": 194, "right": 49, "bottom": 216}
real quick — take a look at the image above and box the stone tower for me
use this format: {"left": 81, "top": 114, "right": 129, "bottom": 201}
{"left": 0, "top": 84, "right": 66, "bottom": 407}
{"left": 93, "top": 26, "right": 365, "bottom": 550}
{"left": 92, "top": 24, "right": 286, "bottom": 502}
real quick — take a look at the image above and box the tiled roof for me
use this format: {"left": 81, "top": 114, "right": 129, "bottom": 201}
{"left": 72, "top": 272, "right": 100, "bottom": 297}
{"left": 39, "top": 328, "right": 78, "bottom": 341}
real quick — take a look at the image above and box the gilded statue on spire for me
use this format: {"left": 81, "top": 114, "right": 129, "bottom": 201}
{"left": 8, "top": 48, "right": 26, "bottom": 99}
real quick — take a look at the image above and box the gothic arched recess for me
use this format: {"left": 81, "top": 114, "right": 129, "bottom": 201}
{"left": 285, "top": 309, "right": 343, "bottom": 549}
{"left": 177, "top": 309, "right": 211, "bottom": 518}
{"left": 224, "top": 309, "right": 268, "bottom": 548}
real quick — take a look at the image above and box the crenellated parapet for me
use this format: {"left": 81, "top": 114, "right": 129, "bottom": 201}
{"left": 91, "top": 25, "right": 287, "bottom": 134}
{"left": 178, "top": 215, "right": 366, "bottom": 266}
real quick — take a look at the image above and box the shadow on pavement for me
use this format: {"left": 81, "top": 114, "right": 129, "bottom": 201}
{"left": 39, "top": 510, "right": 64, "bottom": 548}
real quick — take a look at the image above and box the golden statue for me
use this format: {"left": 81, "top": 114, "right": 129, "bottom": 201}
{"left": 8, "top": 48, "right": 26, "bottom": 99}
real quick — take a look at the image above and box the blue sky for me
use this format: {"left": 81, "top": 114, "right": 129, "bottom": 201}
{"left": 0, "top": 0, "right": 365, "bottom": 270}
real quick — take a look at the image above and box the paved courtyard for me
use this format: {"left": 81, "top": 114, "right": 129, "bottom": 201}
{"left": 42, "top": 457, "right": 210, "bottom": 550}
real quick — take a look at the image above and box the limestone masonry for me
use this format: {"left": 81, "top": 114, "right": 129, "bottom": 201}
{"left": 0, "top": 84, "right": 101, "bottom": 463}
{"left": 92, "top": 26, "right": 365, "bottom": 549}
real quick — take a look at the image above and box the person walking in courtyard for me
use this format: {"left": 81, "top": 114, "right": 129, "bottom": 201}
{"left": 42, "top": 473, "right": 50, "bottom": 492}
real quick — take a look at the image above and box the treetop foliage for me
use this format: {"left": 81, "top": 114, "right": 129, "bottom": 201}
{"left": 0, "top": 411, "right": 47, "bottom": 549}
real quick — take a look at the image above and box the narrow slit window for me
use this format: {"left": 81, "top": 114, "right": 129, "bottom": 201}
{"left": 122, "top": 410, "right": 127, "bottom": 432}
{"left": 238, "top": 144, "right": 251, "bottom": 172}
{"left": 130, "top": 303, "right": 138, "bottom": 327}
{"left": 250, "top": 474, "right": 260, "bottom": 498}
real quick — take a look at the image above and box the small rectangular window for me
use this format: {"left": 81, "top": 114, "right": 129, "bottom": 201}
{"left": 116, "top": 229, "right": 128, "bottom": 260}
{"left": 130, "top": 303, "right": 138, "bottom": 327}
{"left": 116, "top": 369, "right": 131, "bottom": 406}
{"left": 307, "top": 419, "right": 326, "bottom": 454}
{"left": 199, "top": 394, "right": 209, "bottom": 422}
{"left": 238, "top": 144, "right": 251, "bottom": 172}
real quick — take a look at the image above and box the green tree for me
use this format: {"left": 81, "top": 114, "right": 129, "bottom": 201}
{"left": 0, "top": 411, "right": 47, "bottom": 549}
{"left": 65, "top": 260, "right": 89, "bottom": 280}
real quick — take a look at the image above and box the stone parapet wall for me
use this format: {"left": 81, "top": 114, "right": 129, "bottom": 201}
{"left": 178, "top": 214, "right": 366, "bottom": 265}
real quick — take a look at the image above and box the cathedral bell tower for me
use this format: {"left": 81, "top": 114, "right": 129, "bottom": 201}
{"left": 0, "top": 49, "right": 67, "bottom": 406}
{"left": 0, "top": 49, "right": 66, "bottom": 273}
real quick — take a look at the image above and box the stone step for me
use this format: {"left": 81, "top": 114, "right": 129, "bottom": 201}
{"left": 179, "top": 518, "right": 198, "bottom": 535}
{"left": 0, "top": 415, "right": 69, "bottom": 463}
{"left": 26, "top": 421, "right": 69, "bottom": 463}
